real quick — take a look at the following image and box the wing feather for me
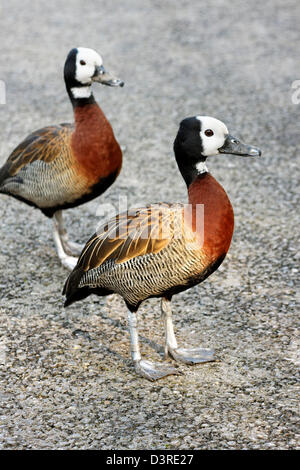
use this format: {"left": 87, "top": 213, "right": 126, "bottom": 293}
{"left": 5, "top": 124, "right": 73, "bottom": 176}
{"left": 77, "top": 203, "right": 183, "bottom": 272}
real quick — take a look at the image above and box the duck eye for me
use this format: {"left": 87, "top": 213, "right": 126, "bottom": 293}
{"left": 80, "top": 60, "right": 86, "bottom": 66}
{"left": 205, "top": 129, "right": 214, "bottom": 137}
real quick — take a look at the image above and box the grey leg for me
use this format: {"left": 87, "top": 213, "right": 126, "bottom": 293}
{"left": 52, "top": 212, "right": 78, "bottom": 270}
{"left": 161, "top": 297, "right": 215, "bottom": 364}
{"left": 127, "top": 309, "right": 180, "bottom": 381}
{"left": 53, "top": 211, "right": 84, "bottom": 256}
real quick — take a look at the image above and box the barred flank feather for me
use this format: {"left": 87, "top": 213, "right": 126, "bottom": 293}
{"left": 0, "top": 124, "right": 89, "bottom": 208}
{"left": 64, "top": 203, "right": 212, "bottom": 308}
{"left": 0, "top": 103, "right": 122, "bottom": 217}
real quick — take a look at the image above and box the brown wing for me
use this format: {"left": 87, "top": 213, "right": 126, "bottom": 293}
{"left": 4, "top": 123, "right": 74, "bottom": 176}
{"left": 76, "top": 203, "right": 184, "bottom": 272}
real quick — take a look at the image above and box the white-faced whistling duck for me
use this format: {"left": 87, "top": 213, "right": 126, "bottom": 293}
{"left": 0, "top": 47, "right": 124, "bottom": 270}
{"left": 63, "top": 116, "right": 261, "bottom": 380}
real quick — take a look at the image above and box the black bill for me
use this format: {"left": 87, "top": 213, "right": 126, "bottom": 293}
{"left": 219, "top": 134, "right": 261, "bottom": 157}
{"left": 92, "top": 65, "right": 124, "bottom": 87}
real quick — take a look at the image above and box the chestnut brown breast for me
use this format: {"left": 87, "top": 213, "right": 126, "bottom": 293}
{"left": 188, "top": 173, "right": 234, "bottom": 260}
{"left": 71, "top": 103, "right": 122, "bottom": 184}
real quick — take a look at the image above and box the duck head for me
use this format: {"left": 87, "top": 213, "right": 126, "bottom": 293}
{"left": 173, "top": 116, "right": 261, "bottom": 186}
{"left": 64, "top": 47, "right": 124, "bottom": 105}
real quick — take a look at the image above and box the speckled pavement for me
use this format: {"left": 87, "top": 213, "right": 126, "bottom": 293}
{"left": 0, "top": 0, "right": 299, "bottom": 450}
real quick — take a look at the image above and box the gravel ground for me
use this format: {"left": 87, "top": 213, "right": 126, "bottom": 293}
{"left": 0, "top": 0, "right": 299, "bottom": 450}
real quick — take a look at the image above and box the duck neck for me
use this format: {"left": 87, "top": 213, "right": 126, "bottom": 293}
{"left": 187, "top": 171, "right": 234, "bottom": 256}
{"left": 174, "top": 137, "right": 209, "bottom": 187}
{"left": 72, "top": 100, "right": 108, "bottom": 152}
{"left": 71, "top": 97, "right": 122, "bottom": 182}
{"left": 66, "top": 80, "right": 96, "bottom": 108}
{"left": 73, "top": 99, "right": 104, "bottom": 124}
{"left": 187, "top": 171, "right": 213, "bottom": 206}
{"left": 178, "top": 160, "right": 209, "bottom": 188}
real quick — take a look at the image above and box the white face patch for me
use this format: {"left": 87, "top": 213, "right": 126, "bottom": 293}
{"left": 70, "top": 86, "right": 92, "bottom": 99}
{"left": 196, "top": 116, "right": 229, "bottom": 157}
{"left": 75, "top": 47, "right": 103, "bottom": 84}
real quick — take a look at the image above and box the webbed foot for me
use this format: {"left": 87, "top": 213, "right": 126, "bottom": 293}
{"left": 134, "top": 359, "right": 181, "bottom": 381}
{"left": 168, "top": 347, "right": 215, "bottom": 365}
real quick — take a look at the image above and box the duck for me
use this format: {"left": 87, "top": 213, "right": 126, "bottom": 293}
{"left": 0, "top": 47, "right": 124, "bottom": 270}
{"left": 63, "top": 115, "right": 261, "bottom": 380}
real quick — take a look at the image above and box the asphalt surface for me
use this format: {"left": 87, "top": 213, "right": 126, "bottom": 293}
{"left": 0, "top": 0, "right": 299, "bottom": 450}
